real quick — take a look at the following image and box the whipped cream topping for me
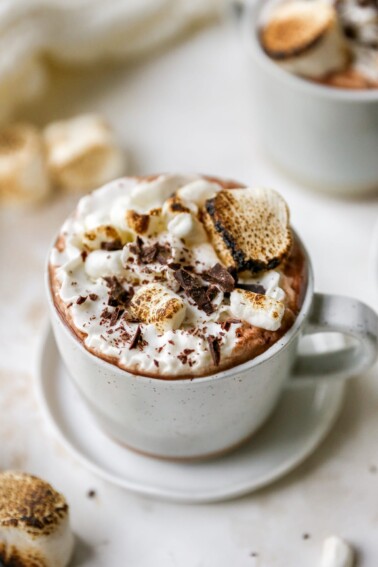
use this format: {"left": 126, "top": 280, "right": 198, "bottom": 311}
{"left": 260, "top": 0, "right": 378, "bottom": 85}
{"left": 50, "top": 175, "right": 288, "bottom": 377}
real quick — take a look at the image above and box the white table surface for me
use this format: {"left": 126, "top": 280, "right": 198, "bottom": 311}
{"left": 1, "top": 15, "right": 378, "bottom": 566}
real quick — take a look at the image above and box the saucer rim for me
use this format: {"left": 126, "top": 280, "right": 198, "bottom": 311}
{"left": 35, "top": 324, "right": 345, "bottom": 504}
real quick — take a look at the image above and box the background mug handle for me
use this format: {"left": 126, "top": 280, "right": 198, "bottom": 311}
{"left": 290, "top": 293, "right": 378, "bottom": 386}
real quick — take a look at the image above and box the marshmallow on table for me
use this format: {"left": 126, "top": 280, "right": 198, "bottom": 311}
{"left": 130, "top": 283, "right": 186, "bottom": 332}
{"left": 0, "top": 123, "right": 50, "bottom": 205}
{"left": 320, "top": 536, "right": 355, "bottom": 567}
{"left": 43, "top": 114, "right": 125, "bottom": 193}
{"left": 0, "top": 472, "right": 74, "bottom": 567}
{"left": 260, "top": 1, "right": 350, "bottom": 79}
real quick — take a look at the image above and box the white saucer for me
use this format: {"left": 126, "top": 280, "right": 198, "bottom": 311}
{"left": 36, "top": 327, "right": 345, "bottom": 504}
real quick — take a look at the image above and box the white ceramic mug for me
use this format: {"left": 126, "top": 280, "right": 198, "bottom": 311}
{"left": 46, "top": 239, "right": 378, "bottom": 460}
{"left": 243, "top": 0, "right": 378, "bottom": 195}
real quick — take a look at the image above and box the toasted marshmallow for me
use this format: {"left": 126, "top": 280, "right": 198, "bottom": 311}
{"left": 126, "top": 208, "right": 165, "bottom": 236}
{"left": 230, "top": 288, "right": 285, "bottom": 331}
{"left": 202, "top": 187, "right": 291, "bottom": 273}
{"left": 238, "top": 270, "right": 286, "bottom": 301}
{"left": 177, "top": 179, "right": 221, "bottom": 207}
{"left": 320, "top": 536, "right": 354, "bottom": 567}
{"left": 44, "top": 114, "right": 125, "bottom": 192}
{"left": 261, "top": 2, "right": 350, "bottom": 79}
{"left": 0, "top": 472, "right": 74, "bottom": 567}
{"left": 168, "top": 212, "right": 207, "bottom": 244}
{"left": 82, "top": 224, "right": 126, "bottom": 251}
{"left": 85, "top": 250, "right": 125, "bottom": 279}
{"left": 130, "top": 283, "right": 186, "bottom": 332}
{"left": 162, "top": 195, "right": 198, "bottom": 219}
{"left": 0, "top": 123, "right": 50, "bottom": 205}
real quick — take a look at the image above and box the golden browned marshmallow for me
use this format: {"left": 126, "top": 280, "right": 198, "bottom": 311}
{"left": 126, "top": 208, "right": 165, "bottom": 236}
{"left": 82, "top": 224, "right": 126, "bottom": 251}
{"left": 162, "top": 195, "right": 198, "bottom": 219}
{"left": 261, "top": 1, "right": 350, "bottom": 79}
{"left": 0, "top": 472, "right": 74, "bottom": 567}
{"left": 163, "top": 195, "right": 206, "bottom": 244}
{"left": 202, "top": 187, "right": 291, "bottom": 273}
{"left": 0, "top": 123, "right": 50, "bottom": 205}
{"left": 230, "top": 288, "right": 285, "bottom": 331}
{"left": 44, "top": 114, "right": 125, "bottom": 193}
{"left": 130, "top": 283, "right": 186, "bottom": 332}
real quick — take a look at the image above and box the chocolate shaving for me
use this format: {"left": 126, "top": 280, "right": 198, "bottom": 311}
{"left": 190, "top": 287, "right": 215, "bottom": 315}
{"left": 227, "top": 266, "right": 238, "bottom": 282}
{"left": 104, "top": 276, "right": 133, "bottom": 307}
{"left": 168, "top": 262, "right": 181, "bottom": 270}
{"left": 174, "top": 268, "right": 202, "bottom": 290}
{"left": 89, "top": 293, "right": 98, "bottom": 301}
{"left": 206, "top": 284, "right": 219, "bottom": 302}
{"left": 76, "top": 295, "right": 87, "bottom": 305}
{"left": 153, "top": 359, "right": 159, "bottom": 368}
{"left": 81, "top": 250, "right": 88, "bottom": 262}
{"left": 204, "top": 263, "right": 235, "bottom": 292}
{"left": 220, "top": 318, "right": 242, "bottom": 332}
{"left": 207, "top": 336, "right": 221, "bottom": 366}
{"left": 100, "top": 239, "right": 123, "bottom": 251}
{"left": 177, "top": 349, "right": 195, "bottom": 365}
{"left": 129, "top": 236, "right": 144, "bottom": 256}
{"left": 100, "top": 307, "right": 112, "bottom": 320}
{"left": 237, "top": 283, "right": 266, "bottom": 294}
{"left": 174, "top": 268, "right": 216, "bottom": 315}
{"left": 130, "top": 237, "right": 171, "bottom": 265}
{"left": 109, "top": 307, "right": 125, "bottom": 327}
{"left": 129, "top": 325, "right": 142, "bottom": 350}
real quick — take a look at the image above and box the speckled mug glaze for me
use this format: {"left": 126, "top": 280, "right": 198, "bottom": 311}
{"left": 46, "top": 241, "right": 378, "bottom": 459}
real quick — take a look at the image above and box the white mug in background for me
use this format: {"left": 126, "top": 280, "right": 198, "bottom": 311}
{"left": 46, "top": 237, "right": 378, "bottom": 460}
{"left": 243, "top": 0, "right": 378, "bottom": 195}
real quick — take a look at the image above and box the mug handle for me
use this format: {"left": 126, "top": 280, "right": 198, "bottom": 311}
{"left": 290, "top": 293, "right": 378, "bottom": 386}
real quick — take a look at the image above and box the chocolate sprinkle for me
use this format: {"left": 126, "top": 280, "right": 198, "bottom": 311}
{"left": 89, "top": 293, "right": 98, "bottom": 301}
{"left": 129, "top": 325, "right": 142, "bottom": 350}
{"left": 204, "top": 263, "right": 235, "bottom": 292}
{"left": 76, "top": 295, "right": 87, "bottom": 305}
{"left": 207, "top": 336, "right": 221, "bottom": 366}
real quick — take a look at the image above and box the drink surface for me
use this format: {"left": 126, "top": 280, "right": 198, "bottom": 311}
{"left": 49, "top": 174, "right": 307, "bottom": 379}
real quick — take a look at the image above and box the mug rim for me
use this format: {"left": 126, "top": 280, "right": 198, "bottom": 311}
{"left": 243, "top": 0, "right": 378, "bottom": 104}
{"left": 45, "top": 230, "right": 314, "bottom": 385}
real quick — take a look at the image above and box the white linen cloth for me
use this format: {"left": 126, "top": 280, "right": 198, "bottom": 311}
{"left": 0, "top": 0, "right": 224, "bottom": 121}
